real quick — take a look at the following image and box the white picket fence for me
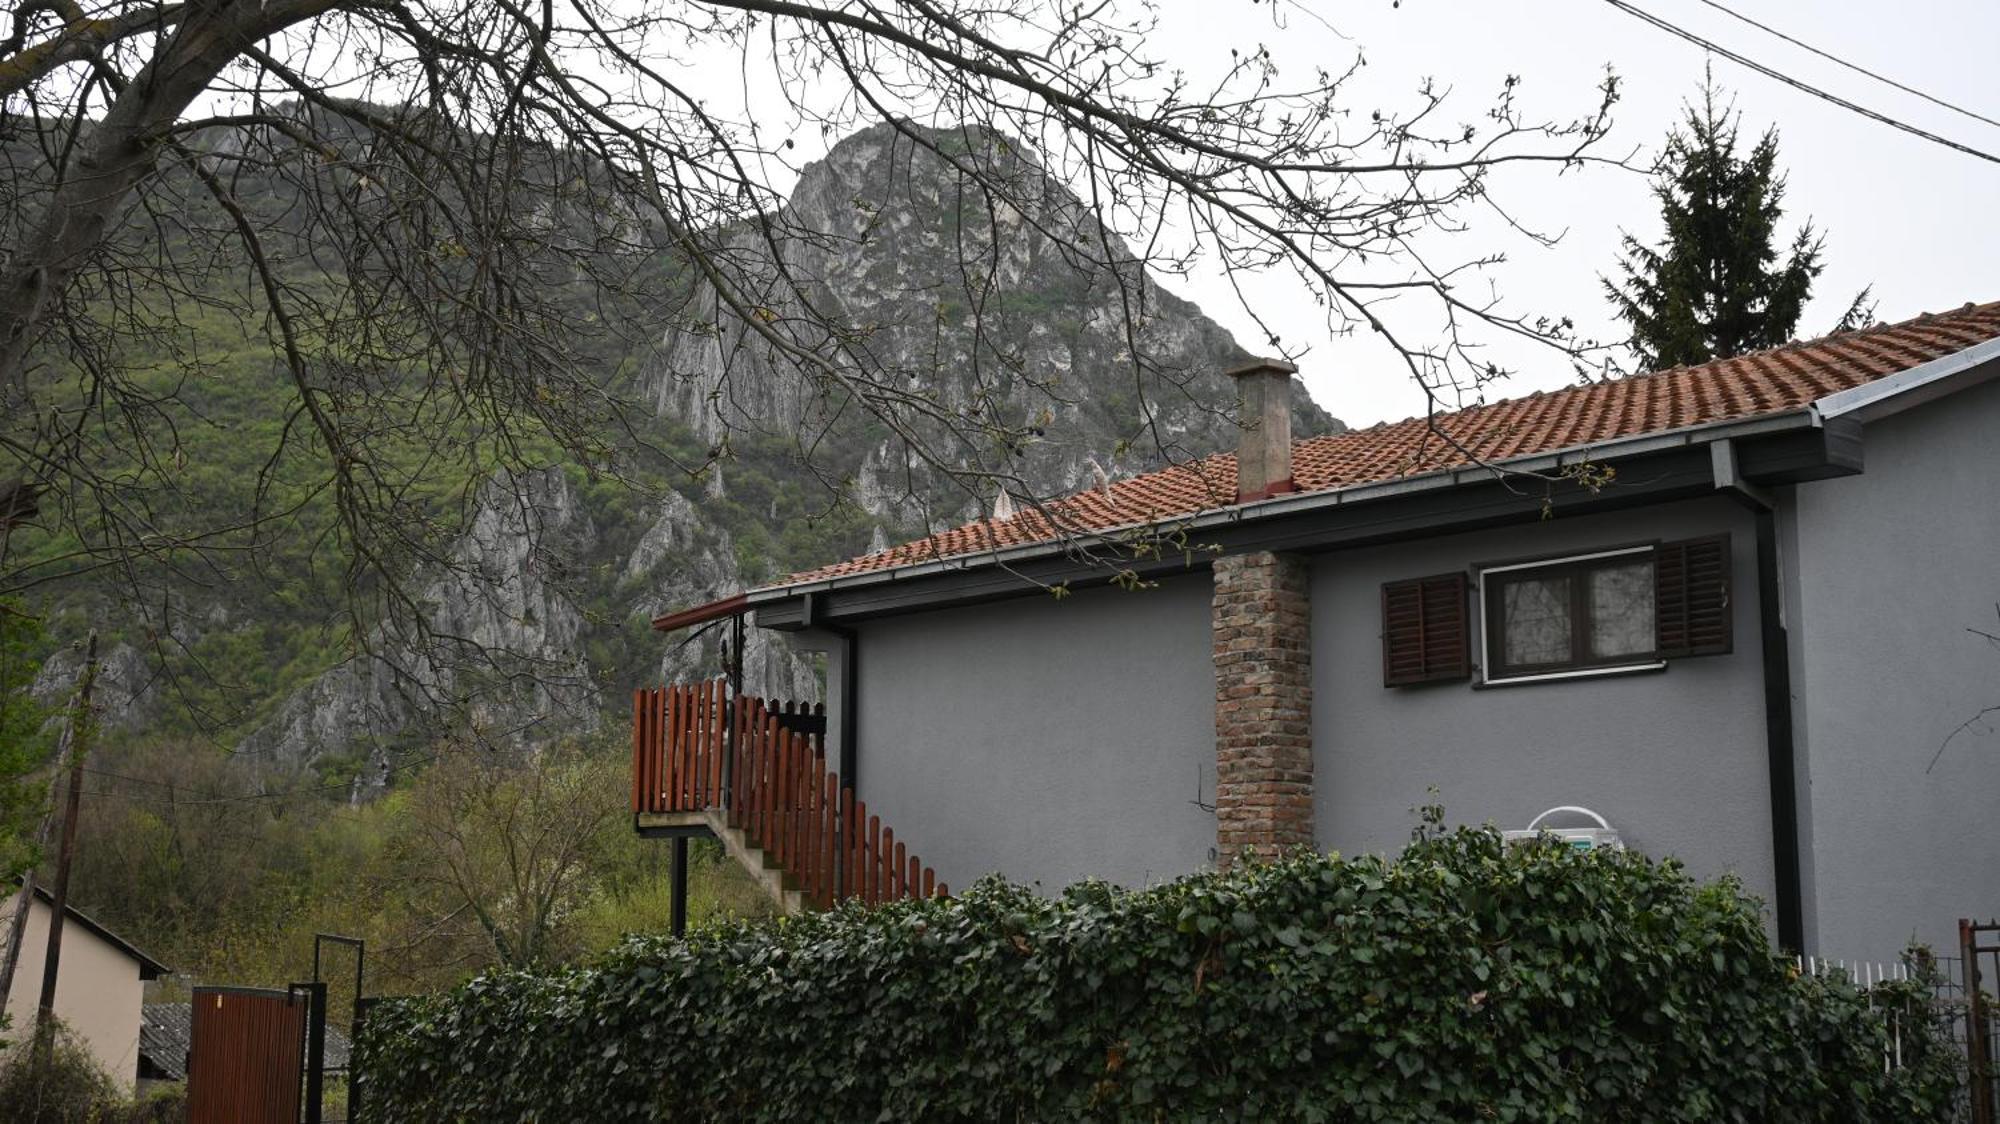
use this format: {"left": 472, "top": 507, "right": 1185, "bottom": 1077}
{"left": 1794, "top": 955, "right": 1919, "bottom": 1072}
{"left": 1796, "top": 955, "right": 1915, "bottom": 986}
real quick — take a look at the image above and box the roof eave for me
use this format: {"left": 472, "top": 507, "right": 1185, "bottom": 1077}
{"left": 27, "top": 886, "right": 169, "bottom": 978}
{"left": 653, "top": 327, "right": 2000, "bottom": 627}
{"left": 650, "top": 591, "right": 749, "bottom": 633}
{"left": 744, "top": 406, "right": 1824, "bottom": 607}
{"left": 1815, "top": 335, "right": 2000, "bottom": 423}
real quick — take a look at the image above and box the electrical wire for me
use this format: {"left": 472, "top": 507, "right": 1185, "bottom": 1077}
{"left": 1690, "top": 0, "right": 2000, "bottom": 131}
{"left": 72, "top": 759, "right": 431, "bottom": 805}
{"left": 1601, "top": 0, "right": 2000, "bottom": 165}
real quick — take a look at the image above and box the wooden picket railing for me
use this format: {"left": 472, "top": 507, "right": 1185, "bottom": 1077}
{"left": 632, "top": 679, "right": 947, "bottom": 908}
{"left": 632, "top": 679, "right": 741, "bottom": 816}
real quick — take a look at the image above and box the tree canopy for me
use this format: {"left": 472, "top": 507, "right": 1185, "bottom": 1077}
{"left": 2, "top": 1, "right": 1626, "bottom": 620}
{"left": 1605, "top": 75, "right": 1871, "bottom": 371}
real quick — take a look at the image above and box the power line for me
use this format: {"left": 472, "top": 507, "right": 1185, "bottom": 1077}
{"left": 1601, "top": 0, "right": 2000, "bottom": 166}
{"left": 74, "top": 759, "right": 428, "bottom": 805}
{"left": 1690, "top": 0, "right": 2000, "bottom": 132}
{"left": 76, "top": 771, "right": 355, "bottom": 805}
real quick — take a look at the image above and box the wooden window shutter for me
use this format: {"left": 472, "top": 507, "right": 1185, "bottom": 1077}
{"left": 1654, "top": 534, "right": 1732, "bottom": 658}
{"left": 1381, "top": 572, "right": 1471, "bottom": 687}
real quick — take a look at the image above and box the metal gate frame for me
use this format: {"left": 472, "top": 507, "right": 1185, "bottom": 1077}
{"left": 1966, "top": 919, "right": 1999, "bottom": 1124}
{"left": 305, "top": 932, "right": 365, "bottom": 1124}
{"left": 190, "top": 936, "right": 366, "bottom": 1123}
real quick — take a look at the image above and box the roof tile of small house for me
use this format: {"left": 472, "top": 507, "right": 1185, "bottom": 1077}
{"left": 141, "top": 1003, "right": 352, "bottom": 1081}
{"left": 780, "top": 300, "right": 2000, "bottom": 587}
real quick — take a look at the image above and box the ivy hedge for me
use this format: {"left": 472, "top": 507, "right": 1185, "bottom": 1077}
{"left": 354, "top": 822, "right": 1960, "bottom": 1122}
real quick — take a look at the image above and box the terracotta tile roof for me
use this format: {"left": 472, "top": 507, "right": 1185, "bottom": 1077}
{"left": 779, "top": 301, "right": 2000, "bottom": 587}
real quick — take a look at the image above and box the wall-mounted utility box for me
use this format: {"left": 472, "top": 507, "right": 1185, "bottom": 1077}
{"left": 1501, "top": 805, "right": 1625, "bottom": 852}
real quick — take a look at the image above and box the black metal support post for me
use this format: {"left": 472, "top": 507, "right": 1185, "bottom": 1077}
{"left": 302, "top": 981, "right": 328, "bottom": 1124}
{"left": 800, "top": 594, "right": 861, "bottom": 794}
{"left": 351, "top": 996, "right": 377, "bottom": 1124}
{"left": 809, "top": 618, "right": 860, "bottom": 901}
{"left": 312, "top": 933, "right": 365, "bottom": 1021}
{"left": 832, "top": 625, "right": 859, "bottom": 791}
{"left": 311, "top": 933, "right": 364, "bottom": 1124}
{"left": 670, "top": 835, "right": 690, "bottom": 937}
{"left": 1969, "top": 919, "right": 1997, "bottom": 1124}
{"left": 723, "top": 613, "right": 743, "bottom": 810}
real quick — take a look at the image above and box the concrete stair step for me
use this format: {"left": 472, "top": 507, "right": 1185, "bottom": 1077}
{"left": 704, "top": 812, "right": 807, "bottom": 916}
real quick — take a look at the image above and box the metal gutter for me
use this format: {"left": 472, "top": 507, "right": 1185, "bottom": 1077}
{"left": 650, "top": 591, "right": 748, "bottom": 633}
{"left": 743, "top": 409, "right": 1822, "bottom": 607}
{"left": 1815, "top": 336, "right": 2000, "bottom": 422}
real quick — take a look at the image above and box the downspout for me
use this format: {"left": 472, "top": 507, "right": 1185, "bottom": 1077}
{"left": 800, "top": 593, "right": 861, "bottom": 790}
{"left": 725, "top": 612, "right": 744, "bottom": 799}
{"left": 801, "top": 594, "right": 861, "bottom": 901}
{"left": 834, "top": 625, "right": 859, "bottom": 790}
{"left": 1712, "top": 440, "right": 1805, "bottom": 952}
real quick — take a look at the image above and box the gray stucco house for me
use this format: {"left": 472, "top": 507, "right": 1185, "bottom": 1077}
{"left": 644, "top": 300, "right": 2000, "bottom": 962}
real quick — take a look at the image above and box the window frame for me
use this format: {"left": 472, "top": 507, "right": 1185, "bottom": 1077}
{"left": 1477, "top": 544, "right": 1667, "bottom": 685}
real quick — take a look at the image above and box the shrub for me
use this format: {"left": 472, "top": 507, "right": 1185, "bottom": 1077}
{"left": 121, "top": 1082, "right": 187, "bottom": 1124}
{"left": 355, "top": 824, "right": 1959, "bottom": 1122}
{"left": 0, "top": 1023, "right": 122, "bottom": 1124}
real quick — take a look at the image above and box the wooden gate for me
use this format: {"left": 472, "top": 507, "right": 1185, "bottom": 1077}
{"left": 188, "top": 986, "right": 307, "bottom": 1124}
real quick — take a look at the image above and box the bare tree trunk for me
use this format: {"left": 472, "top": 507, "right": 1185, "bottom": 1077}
{"left": 0, "top": 0, "right": 334, "bottom": 390}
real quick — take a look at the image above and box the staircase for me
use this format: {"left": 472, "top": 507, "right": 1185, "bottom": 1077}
{"left": 631, "top": 679, "right": 947, "bottom": 914}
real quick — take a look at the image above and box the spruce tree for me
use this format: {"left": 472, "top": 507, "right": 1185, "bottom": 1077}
{"left": 1606, "top": 77, "right": 1871, "bottom": 370}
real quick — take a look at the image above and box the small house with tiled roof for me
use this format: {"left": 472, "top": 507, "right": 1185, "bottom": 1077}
{"left": 3, "top": 886, "right": 169, "bottom": 1090}
{"left": 636, "top": 300, "right": 2000, "bottom": 961}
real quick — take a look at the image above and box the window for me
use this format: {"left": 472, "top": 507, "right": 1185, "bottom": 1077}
{"left": 1380, "top": 535, "right": 1732, "bottom": 688}
{"left": 1482, "top": 547, "right": 1664, "bottom": 680}
{"left": 1479, "top": 537, "right": 1731, "bottom": 683}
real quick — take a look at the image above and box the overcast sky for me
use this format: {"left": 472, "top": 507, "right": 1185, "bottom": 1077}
{"left": 1145, "top": 0, "right": 2000, "bottom": 426}
{"left": 597, "top": 0, "right": 2000, "bottom": 429}
{"left": 174, "top": 0, "right": 2000, "bottom": 429}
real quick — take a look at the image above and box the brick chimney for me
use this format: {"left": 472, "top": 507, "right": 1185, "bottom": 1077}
{"left": 1227, "top": 358, "right": 1298, "bottom": 502}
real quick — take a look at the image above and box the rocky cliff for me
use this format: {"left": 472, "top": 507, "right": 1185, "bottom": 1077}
{"left": 41, "top": 122, "right": 1342, "bottom": 776}
{"left": 649, "top": 123, "right": 1333, "bottom": 529}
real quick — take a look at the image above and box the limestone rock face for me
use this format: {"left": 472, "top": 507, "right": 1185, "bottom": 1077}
{"left": 241, "top": 468, "right": 602, "bottom": 770}
{"left": 233, "top": 123, "right": 1340, "bottom": 771}
{"left": 642, "top": 122, "right": 1338, "bottom": 513}
{"left": 242, "top": 462, "right": 818, "bottom": 774}
{"left": 33, "top": 641, "right": 158, "bottom": 733}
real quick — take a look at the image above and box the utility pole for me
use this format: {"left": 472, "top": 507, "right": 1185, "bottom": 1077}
{"left": 32, "top": 630, "right": 99, "bottom": 1063}
{"left": 0, "top": 631, "right": 95, "bottom": 1023}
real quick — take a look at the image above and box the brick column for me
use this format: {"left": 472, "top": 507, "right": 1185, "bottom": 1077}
{"left": 1211, "top": 550, "right": 1314, "bottom": 868}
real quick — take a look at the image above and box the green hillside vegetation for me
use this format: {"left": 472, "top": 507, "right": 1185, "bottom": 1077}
{"left": 9, "top": 327, "right": 869, "bottom": 983}
{"left": 68, "top": 733, "right": 771, "bottom": 995}
{"left": 0, "top": 605, "right": 55, "bottom": 881}
{"left": 13, "top": 228, "right": 880, "bottom": 743}
{"left": 2, "top": 133, "right": 879, "bottom": 987}
{"left": 4, "top": 117, "right": 1293, "bottom": 995}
